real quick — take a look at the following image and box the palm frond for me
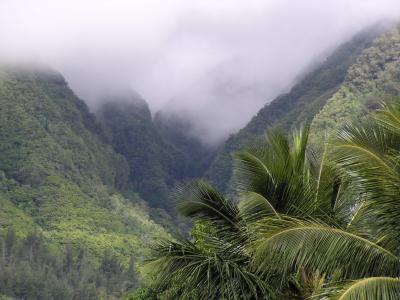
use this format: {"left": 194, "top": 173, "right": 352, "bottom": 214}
{"left": 146, "top": 238, "right": 273, "bottom": 299}
{"left": 250, "top": 217, "right": 400, "bottom": 280}
{"left": 233, "top": 127, "right": 315, "bottom": 216}
{"left": 233, "top": 150, "right": 277, "bottom": 201}
{"left": 376, "top": 101, "right": 400, "bottom": 137}
{"left": 328, "top": 277, "right": 400, "bottom": 300}
{"left": 291, "top": 125, "right": 310, "bottom": 173}
{"left": 334, "top": 120, "right": 399, "bottom": 197}
{"left": 308, "top": 141, "right": 354, "bottom": 226}
{"left": 334, "top": 119, "right": 400, "bottom": 251}
{"left": 177, "top": 181, "right": 240, "bottom": 232}
{"left": 238, "top": 191, "right": 278, "bottom": 224}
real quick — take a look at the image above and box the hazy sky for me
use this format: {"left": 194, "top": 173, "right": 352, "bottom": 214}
{"left": 1, "top": 0, "right": 400, "bottom": 144}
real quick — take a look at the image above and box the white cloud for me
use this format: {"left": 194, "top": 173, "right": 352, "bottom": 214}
{"left": 1, "top": 0, "right": 399, "bottom": 143}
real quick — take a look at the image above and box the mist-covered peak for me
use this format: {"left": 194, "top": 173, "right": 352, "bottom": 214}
{"left": 97, "top": 89, "right": 150, "bottom": 118}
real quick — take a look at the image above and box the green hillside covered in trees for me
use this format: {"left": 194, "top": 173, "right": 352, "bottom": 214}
{"left": 311, "top": 25, "right": 400, "bottom": 142}
{"left": 0, "top": 66, "right": 169, "bottom": 298}
{"left": 97, "top": 100, "right": 216, "bottom": 212}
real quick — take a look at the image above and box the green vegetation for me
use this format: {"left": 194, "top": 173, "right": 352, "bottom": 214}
{"left": 0, "top": 228, "right": 138, "bottom": 299}
{"left": 311, "top": 25, "right": 400, "bottom": 143}
{"left": 97, "top": 101, "right": 217, "bottom": 211}
{"left": 148, "top": 101, "right": 400, "bottom": 299}
{"left": 97, "top": 100, "right": 181, "bottom": 210}
{"left": 154, "top": 112, "right": 217, "bottom": 179}
{"left": 206, "top": 26, "right": 383, "bottom": 192}
{"left": 0, "top": 65, "right": 169, "bottom": 298}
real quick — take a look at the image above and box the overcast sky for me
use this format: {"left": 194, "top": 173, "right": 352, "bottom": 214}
{"left": 1, "top": 0, "right": 400, "bottom": 144}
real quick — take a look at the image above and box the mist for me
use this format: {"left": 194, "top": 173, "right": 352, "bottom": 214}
{"left": 1, "top": 0, "right": 400, "bottom": 144}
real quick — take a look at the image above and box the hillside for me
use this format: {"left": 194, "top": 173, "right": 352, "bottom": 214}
{"left": 205, "top": 26, "right": 384, "bottom": 192}
{"left": 311, "top": 25, "right": 400, "bottom": 141}
{"left": 0, "top": 65, "right": 169, "bottom": 298}
{"left": 97, "top": 100, "right": 217, "bottom": 211}
{"left": 154, "top": 111, "right": 217, "bottom": 179}
{"left": 97, "top": 98, "right": 182, "bottom": 210}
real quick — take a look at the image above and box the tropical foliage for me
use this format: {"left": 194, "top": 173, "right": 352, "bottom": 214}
{"left": 148, "top": 101, "right": 400, "bottom": 299}
{"left": 311, "top": 26, "right": 400, "bottom": 145}
{"left": 0, "top": 66, "right": 170, "bottom": 298}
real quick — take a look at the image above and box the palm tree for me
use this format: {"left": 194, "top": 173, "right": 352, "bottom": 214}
{"left": 249, "top": 102, "right": 400, "bottom": 299}
{"left": 147, "top": 126, "right": 343, "bottom": 299}
{"left": 233, "top": 126, "right": 350, "bottom": 224}
{"left": 232, "top": 126, "right": 354, "bottom": 298}
{"left": 147, "top": 102, "right": 400, "bottom": 299}
{"left": 146, "top": 181, "right": 272, "bottom": 299}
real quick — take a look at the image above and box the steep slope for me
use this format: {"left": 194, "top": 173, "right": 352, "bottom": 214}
{"left": 0, "top": 66, "right": 168, "bottom": 291}
{"left": 97, "top": 100, "right": 217, "bottom": 211}
{"left": 206, "top": 27, "right": 383, "bottom": 192}
{"left": 311, "top": 25, "right": 400, "bottom": 141}
{"left": 97, "top": 98, "right": 183, "bottom": 210}
{"left": 154, "top": 111, "right": 217, "bottom": 179}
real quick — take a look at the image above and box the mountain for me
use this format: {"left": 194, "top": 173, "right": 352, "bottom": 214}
{"left": 310, "top": 24, "right": 400, "bottom": 141}
{"left": 97, "top": 97, "right": 182, "bottom": 210}
{"left": 205, "top": 26, "right": 386, "bottom": 192}
{"left": 0, "top": 65, "right": 168, "bottom": 298}
{"left": 154, "top": 111, "right": 217, "bottom": 179}
{"left": 97, "top": 99, "right": 217, "bottom": 211}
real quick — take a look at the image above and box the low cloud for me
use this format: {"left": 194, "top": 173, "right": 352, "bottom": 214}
{"left": 1, "top": 0, "right": 400, "bottom": 144}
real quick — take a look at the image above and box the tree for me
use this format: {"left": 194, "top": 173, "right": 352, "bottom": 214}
{"left": 147, "top": 126, "right": 344, "bottom": 299}
{"left": 148, "top": 101, "right": 400, "bottom": 299}
{"left": 4, "top": 227, "right": 16, "bottom": 258}
{"left": 146, "top": 181, "right": 273, "bottom": 299}
{"left": 249, "top": 102, "right": 400, "bottom": 299}
{"left": 100, "top": 250, "right": 122, "bottom": 279}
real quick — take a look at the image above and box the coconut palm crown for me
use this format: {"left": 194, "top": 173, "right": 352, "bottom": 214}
{"left": 147, "top": 101, "right": 400, "bottom": 300}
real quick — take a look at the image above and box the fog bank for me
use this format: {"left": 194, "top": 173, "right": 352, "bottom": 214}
{"left": 1, "top": 0, "right": 400, "bottom": 143}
